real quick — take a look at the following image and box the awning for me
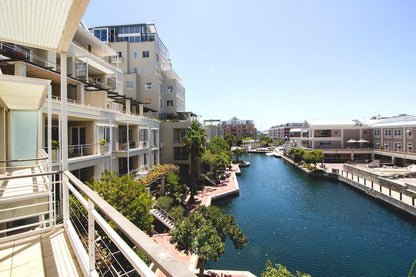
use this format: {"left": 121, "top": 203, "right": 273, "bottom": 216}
{"left": 357, "top": 139, "right": 369, "bottom": 143}
{"left": 0, "top": 75, "right": 50, "bottom": 110}
{"left": 347, "top": 139, "right": 357, "bottom": 143}
{"left": 0, "top": 0, "right": 90, "bottom": 53}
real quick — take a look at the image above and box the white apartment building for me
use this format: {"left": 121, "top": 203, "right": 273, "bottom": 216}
{"left": 0, "top": 23, "right": 160, "bottom": 182}
{"left": 90, "top": 24, "right": 186, "bottom": 119}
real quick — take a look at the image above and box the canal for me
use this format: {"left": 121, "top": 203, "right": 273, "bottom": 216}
{"left": 207, "top": 153, "right": 416, "bottom": 276}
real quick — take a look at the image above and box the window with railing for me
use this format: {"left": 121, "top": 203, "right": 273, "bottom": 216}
{"left": 394, "top": 142, "right": 402, "bottom": 152}
{"left": 407, "top": 128, "right": 413, "bottom": 139}
{"left": 173, "top": 129, "right": 186, "bottom": 143}
{"left": 315, "top": 130, "right": 331, "bottom": 137}
{"left": 384, "top": 142, "right": 391, "bottom": 150}
{"left": 173, "top": 147, "right": 188, "bottom": 160}
{"left": 408, "top": 142, "right": 413, "bottom": 153}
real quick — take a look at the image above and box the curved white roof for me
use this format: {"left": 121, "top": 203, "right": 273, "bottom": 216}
{"left": 0, "top": 0, "right": 90, "bottom": 52}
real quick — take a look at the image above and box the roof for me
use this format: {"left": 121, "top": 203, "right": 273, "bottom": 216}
{"left": 371, "top": 115, "right": 416, "bottom": 128}
{"left": 0, "top": 74, "right": 50, "bottom": 110}
{"left": 0, "top": 0, "right": 90, "bottom": 53}
{"left": 290, "top": 128, "right": 302, "bottom": 132}
{"left": 303, "top": 119, "right": 365, "bottom": 129}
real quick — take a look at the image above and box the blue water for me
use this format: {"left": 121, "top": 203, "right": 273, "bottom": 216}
{"left": 207, "top": 153, "right": 416, "bottom": 276}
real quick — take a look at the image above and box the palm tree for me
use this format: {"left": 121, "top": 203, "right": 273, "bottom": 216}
{"left": 232, "top": 147, "right": 247, "bottom": 163}
{"left": 224, "top": 133, "right": 236, "bottom": 148}
{"left": 182, "top": 121, "right": 207, "bottom": 203}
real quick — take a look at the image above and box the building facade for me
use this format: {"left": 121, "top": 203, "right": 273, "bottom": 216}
{"left": 90, "top": 24, "right": 185, "bottom": 119}
{"left": 268, "top": 122, "right": 303, "bottom": 140}
{"left": 220, "top": 117, "right": 256, "bottom": 140}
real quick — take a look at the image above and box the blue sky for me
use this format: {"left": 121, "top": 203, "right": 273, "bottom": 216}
{"left": 83, "top": 0, "right": 416, "bottom": 130}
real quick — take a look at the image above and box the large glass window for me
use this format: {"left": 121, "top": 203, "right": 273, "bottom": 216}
{"left": 143, "top": 51, "right": 150, "bottom": 58}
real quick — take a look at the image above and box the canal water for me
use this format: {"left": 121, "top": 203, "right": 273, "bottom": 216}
{"left": 207, "top": 153, "right": 416, "bottom": 276}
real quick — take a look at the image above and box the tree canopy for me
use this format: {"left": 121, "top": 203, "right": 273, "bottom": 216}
{"left": 232, "top": 147, "right": 247, "bottom": 163}
{"left": 262, "top": 260, "right": 311, "bottom": 277}
{"left": 87, "top": 170, "right": 154, "bottom": 232}
{"left": 182, "top": 121, "right": 207, "bottom": 203}
{"left": 170, "top": 205, "right": 248, "bottom": 276}
{"left": 224, "top": 133, "right": 237, "bottom": 148}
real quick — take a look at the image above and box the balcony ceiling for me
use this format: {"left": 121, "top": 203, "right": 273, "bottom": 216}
{"left": 0, "top": 74, "right": 50, "bottom": 110}
{"left": 0, "top": 0, "right": 90, "bottom": 53}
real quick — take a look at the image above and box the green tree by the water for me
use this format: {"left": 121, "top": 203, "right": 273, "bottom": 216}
{"left": 170, "top": 206, "right": 248, "bottom": 276}
{"left": 262, "top": 260, "right": 311, "bottom": 277}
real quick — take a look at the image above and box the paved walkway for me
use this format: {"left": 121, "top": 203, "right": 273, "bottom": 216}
{"left": 152, "top": 164, "right": 252, "bottom": 277}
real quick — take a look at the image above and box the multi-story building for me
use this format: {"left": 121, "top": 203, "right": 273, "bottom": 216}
{"left": 268, "top": 122, "right": 303, "bottom": 140}
{"left": 0, "top": 1, "right": 193, "bottom": 276}
{"left": 0, "top": 24, "right": 160, "bottom": 181}
{"left": 90, "top": 23, "right": 185, "bottom": 119}
{"left": 203, "top": 119, "right": 224, "bottom": 143}
{"left": 221, "top": 117, "right": 256, "bottom": 140}
{"left": 371, "top": 115, "right": 416, "bottom": 166}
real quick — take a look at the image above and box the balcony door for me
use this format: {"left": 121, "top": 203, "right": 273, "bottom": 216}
{"left": 71, "top": 127, "right": 86, "bottom": 155}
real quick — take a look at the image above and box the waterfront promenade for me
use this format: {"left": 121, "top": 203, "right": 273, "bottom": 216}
{"left": 152, "top": 164, "right": 255, "bottom": 277}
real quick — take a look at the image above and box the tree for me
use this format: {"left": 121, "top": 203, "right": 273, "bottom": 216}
{"left": 224, "top": 133, "right": 237, "bottom": 148}
{"left": 210, "top": 136, "right": 230, "bottom": 154}
{"left": 232, "top": 147, "right": 247, "bottom": 163}
{"left": 258, "top": 134, "right": 275, "bottom": 147}
{"left": 170, "top": 206, "right": 248, "bottom": 277}
{"left": 291, "top": 148, "right": 306, "bottom": 163}
{"left": 262, "top": 260, "right": 311, "bottom": 277}
{"left": 277, "top": 138, "right": 286, "bottom": 146}
{"left": 182, "top": 121, "right": 207, "bottom": 203}
{"left": 87, "top": 170, "right": 154, "bottom": 232}
{"left": 165, "top": 172, "right": 188, "bottom": 204}
{"left": 303, "top": 150, "right": 324, "bottom": 169}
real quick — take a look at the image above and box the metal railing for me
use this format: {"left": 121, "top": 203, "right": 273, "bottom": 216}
{"left": 117, "top": 141, "right": 148, "bottom": 151}
{"left": 68, "top": 143, "right": 98, "bottom": 158}
{"left": 153, "top": 203, "right": 175, "bottom": 226}
{"left": 128, "top": 166, "right": 150, "bottom": 177}
{"left": 63, "top": 170, "right": 194, "bottom": 277}
{"left": 0, "top": 167, "right": 59, "bottom": 239}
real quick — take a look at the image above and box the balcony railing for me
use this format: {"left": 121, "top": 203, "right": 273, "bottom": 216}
{"left": 117, "top": 140, "right": 147, "bottom": 151}
{"left": 68, "top": 143, "right": 98, "bottom": 158}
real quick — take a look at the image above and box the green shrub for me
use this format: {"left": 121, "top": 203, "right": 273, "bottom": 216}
{"left": 169, "top": 205, "right": 185, "bottom": 221}
{"left": 156, "top": 196, "right": 174, "bottom": 211}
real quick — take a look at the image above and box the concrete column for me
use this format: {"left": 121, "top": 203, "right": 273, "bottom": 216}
{"left": 14, "top": 61, "right": 26, "bottom": 76}
{"left": 61, "top": 53, "right": 68, "bottom": 170}
{"left": 79, "top": 83, "right": 85, "bottom": 105}
{"left": 126, "top": 99, "right": 131, "bottom": 115}
{"left": 139, "top": 104, "right": 144, "bottom": 116}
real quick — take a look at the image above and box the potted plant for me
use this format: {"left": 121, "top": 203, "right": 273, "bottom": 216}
{"left": 51, "top": 140, "right": 59, "bottom": 161}
{"left": 99, "top": 139, "right": 107, "bottom": 154}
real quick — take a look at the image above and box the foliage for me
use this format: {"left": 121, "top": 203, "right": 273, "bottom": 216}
{"left": 258, "top": 134, "right": 275, "bottom": 147}
{"left": 156, "top": 196, "right": 174, "bottom": 211}
{"left": 292, "top": 148, "right": 306, "bottom": 163}
{"left": 232, "top": 147, "right": 247, "bottom": 163}
{"left": 169, "top": 205, "right": 185, "bottom": 221}
{"left": 242, "top": 137, "right": 254, "bottom": 141}
{"left": 224, "top": 133, "right": 237, "bottom": 148}
{"left": 262, "top": 260, "right": 311, "bottom": 277}
{"left": 51, "top": 140, "right": 59, "bottom": 149}
{"left": 87, "top": 170, "right": 154, "bottom": 232}
{"left": 170, "top": 205, "right": 247, "bottom": 276}
{"left": 99, "top": 138, "right": 106, "bottom": 145}
{"left": 202, "top": 150, "right": 230, "bottom": 182}
{"left": 277, "top": 138, "right": 286, "bottom": 146}
{"left": 303, "top": 150, "right": 324, "bottom": 169}
{"left": 210, "top": 136, "right": 230, "bottom": 153}
{"left": 182, "top": 121, "right": 207, "bottom": 203}
{"left": 165, "top": 172, "right": 188, "bottom": 204}
{"left": 139, "top": 164, "right": 178, "bottom": 187}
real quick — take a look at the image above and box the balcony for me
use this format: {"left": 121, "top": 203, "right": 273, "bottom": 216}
{"left": 117, "top": 140, "right": 147, "bottom": 151}
{"left": 0, "top": 158, "right": 195, "bottom": 276}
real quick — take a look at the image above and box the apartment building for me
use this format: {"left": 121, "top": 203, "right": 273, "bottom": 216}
{"left": 90, "top": 23, "right": 185, "bottom": 118}
{"left": 0, "top": 2, "right": 193, "bottom": 276}
{"left": 268, "top": 122, "right": 302, "bottom": 140}
{"left": 299, "top": 120, "right": 373, "bottom": 162}
{"left": 203, "top": 119, "right": 224, "bottom": 143}
{"left": 0, "top": 23, "right": 160, "bottom": 182}
{"left": 221, "top": 117, "right": 256, "bottom": 140}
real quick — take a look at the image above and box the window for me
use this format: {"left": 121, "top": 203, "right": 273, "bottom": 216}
{"left": 373, "top": 129, "right": 380, "bottom": 138}
{"left": 167, "top": 85, "right": 173, "bottom": 92}
{"left": 408, "top": 142, "right": 413, "bottom": 153}
{"left": 126, "top": 81, "right": 133, "bottom": 89}
{"left": 167, "top": 100, "right": 173, "bottom": 107}
{"left": 374, "top": 141, "right": 380, "bottom": 149}
{"left": 144, "top": 97, "right": 152, "bottom": 104}
{"left": 384, "top": 142, "right": 391, "bottom": 150}
{"left": 384, "top": 129, "right": 392, "bottom": 138}
{"left": 394, "top": 142, "right": 402, "bottom": 152}
{"left": 117, "top": 51, "right": 122, "bottom": 58}
{"left": 142, "top": 51, "right": 150, "bottom": 58}
{"left": 393, "top": 129, "right": 402, "bottom": 138}
{"left": 133, "top": 52, "right": 137, "bottom": 59}
{"left": 407, "top": 128, "right": 413, "bottom": 139}
{"left": 133, "top": 67, "right": 137, "bottom": 74}
{"left": 145, "top": 82, "right": 152, "bottom": 90}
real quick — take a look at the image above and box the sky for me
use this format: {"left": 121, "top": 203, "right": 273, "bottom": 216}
{"left": 83, "top": 0, "right": 416, "bottom": 131}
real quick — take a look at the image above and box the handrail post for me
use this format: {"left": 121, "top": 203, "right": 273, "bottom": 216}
{"left": 63, "top": 175, "right": 69, "bottom": 224}
{"left": 88, "top": 199, "right": 95, "bottom": 275}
